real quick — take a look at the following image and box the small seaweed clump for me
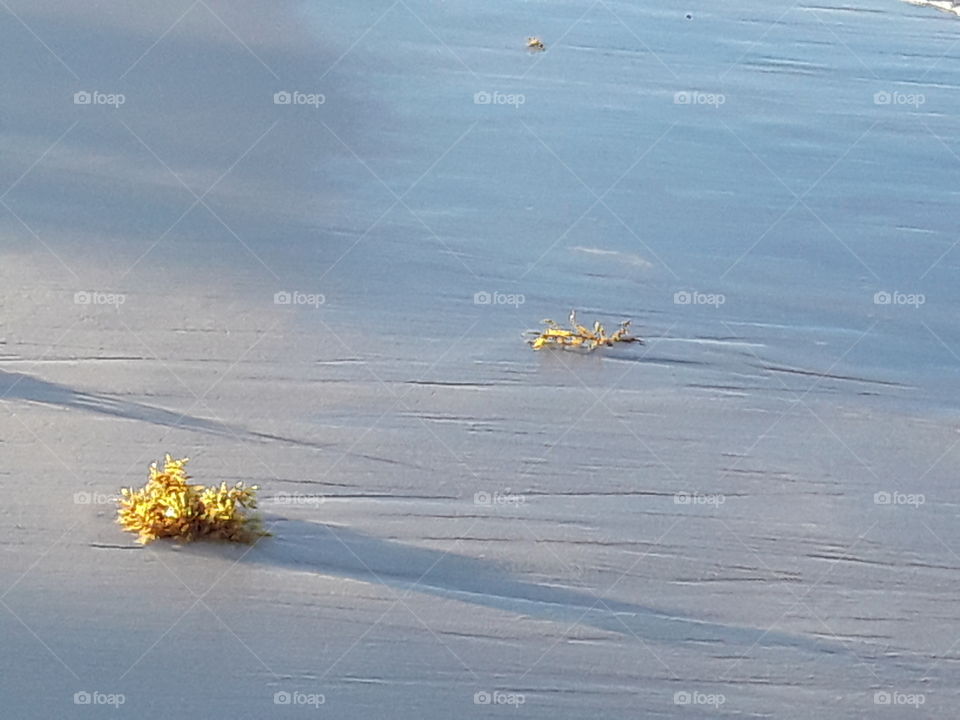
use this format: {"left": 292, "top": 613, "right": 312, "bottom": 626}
{"left": 117, "top": 455, "right": 268, "bottom": 545}
{"left": 527, "top": 310, "right": 642, "bottom": 351}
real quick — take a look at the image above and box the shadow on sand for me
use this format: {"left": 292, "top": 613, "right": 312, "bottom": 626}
{"left": 0, "top": 370, "right": 427, "bottom": 469}
{"left": 180, "top": 517, "right": 864, "bottom": 663}
{"left": 0, "top": 370, "right": 339, "bottom": 450}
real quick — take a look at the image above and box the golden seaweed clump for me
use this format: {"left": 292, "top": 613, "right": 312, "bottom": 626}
{"left": 527, "top": 310, "right": 642, "bottom": 351}
{"left": 526, "top": 36, "right": 546, "bottom": 51}
{"left": 117, "top": 455, "right": 268, "bottom": 545}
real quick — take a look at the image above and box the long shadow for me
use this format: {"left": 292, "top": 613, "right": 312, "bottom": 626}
{"left": 0, "top": 371, "right": 427, "bottom": 469}
{"left": 1, "top": 369, "right": 241, "bottom": 434}
{"left": 223, "top": 518, "right": 866, "bottom": 663}
{"left": 0, "top": 370, "right": 337, "bottom": 453}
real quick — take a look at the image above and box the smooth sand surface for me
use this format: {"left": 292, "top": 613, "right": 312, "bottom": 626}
{"left": 3, "top": 1, "right": 960, "bottom": 718}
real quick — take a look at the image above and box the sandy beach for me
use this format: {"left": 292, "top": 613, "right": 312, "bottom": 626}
{"left": 3, "top": 1, "right": 960, "bottom": 717}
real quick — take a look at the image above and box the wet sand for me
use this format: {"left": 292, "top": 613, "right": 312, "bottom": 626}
{"left": 3, "top": 1, "right": 960, "bottom": 717}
